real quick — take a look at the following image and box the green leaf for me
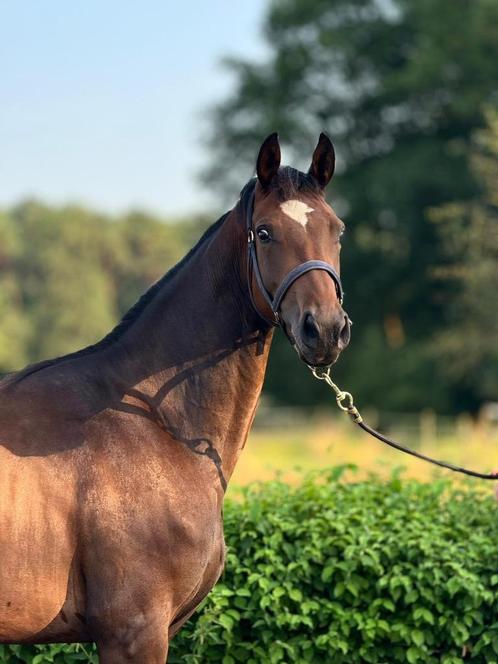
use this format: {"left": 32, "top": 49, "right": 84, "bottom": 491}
{"left": 321, "top": 565, "right": 334, "bottom": 582}
{"left": 406, "top": 646, "right": 422, "bottom": 663}
{"left": 218, "top": 614, "right": 234, "bottom": 631}
{"left": 289, "top": 588, "right": 302, "bottom": 602}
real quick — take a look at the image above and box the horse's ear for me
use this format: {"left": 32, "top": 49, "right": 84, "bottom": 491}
{"left": 256, "top": 133, "right": 281, "bottom": 189}
{"left": 309, "top": 133, "right": 335, "bottom": 188}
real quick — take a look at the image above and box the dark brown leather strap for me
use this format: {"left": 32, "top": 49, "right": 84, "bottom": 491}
{"left": 272, "top": 260, "right": 342, "bottom": 312}
{"left": 358, "top": 420, "right": 498, "bottom": 480}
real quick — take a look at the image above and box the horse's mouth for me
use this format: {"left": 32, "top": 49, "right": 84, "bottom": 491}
{"left": 280, "top": 306, "right": 351, "bottom": 369}
{"left": 294, "top": 344, "right": 341, "bottom": 369}
{"left": 283, "top": 324, "right": 342, "bottom": 368}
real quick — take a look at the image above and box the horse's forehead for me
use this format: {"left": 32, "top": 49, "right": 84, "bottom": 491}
{"left": 279, "top": 199, "right": 315, "bottom": 228}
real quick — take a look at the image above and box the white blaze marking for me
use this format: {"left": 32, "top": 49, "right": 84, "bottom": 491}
{"left": 280, "top": 199, "right": 314, "bottom": 228}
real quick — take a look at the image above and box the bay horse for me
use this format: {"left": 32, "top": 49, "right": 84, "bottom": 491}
{"left": 0, "top": 133, "right": 350, "bottom": 662}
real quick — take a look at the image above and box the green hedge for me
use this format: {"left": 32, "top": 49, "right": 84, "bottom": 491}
{"left": 2, "top": 468, "right": 498, "bottom": 663}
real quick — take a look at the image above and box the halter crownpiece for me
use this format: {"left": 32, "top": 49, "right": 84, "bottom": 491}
{"left": 245, "top": 185, "right": 344, "bottom": 327}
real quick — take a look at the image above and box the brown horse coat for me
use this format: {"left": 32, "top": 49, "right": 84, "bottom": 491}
{"left": 0, "top": 134, "right": 348, "bottom": 662}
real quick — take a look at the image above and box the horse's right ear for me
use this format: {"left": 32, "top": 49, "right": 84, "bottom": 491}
{"left": 256, "top": 133, "right": 281, "bottom": 189}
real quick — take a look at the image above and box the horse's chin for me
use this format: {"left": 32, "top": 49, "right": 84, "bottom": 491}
{"left": 290, "top": 339, "right": 341, "bottom": 369}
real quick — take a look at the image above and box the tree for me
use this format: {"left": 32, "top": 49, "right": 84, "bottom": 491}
{"left": 0, "top": 201, "right": 192, "bottom": 375}
{"left": 431, "top": 108, "right": 498, "bottom": 407}
{"left": 204, "top": 0, "right": 498, "bottom": 411}
{"left": 0, "top": 212, "right": 30, "bottom": 371}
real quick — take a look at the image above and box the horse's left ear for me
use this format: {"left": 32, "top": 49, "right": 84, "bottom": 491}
{"left": 309, "top": 133, "right": 335, "bottom": 188}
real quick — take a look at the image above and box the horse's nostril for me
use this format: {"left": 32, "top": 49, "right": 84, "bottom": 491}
{"left": 302, "top": 312, "right": 320, "bottom": 349}
{"left": 339, "top": 315, "right": 351, "bottom": 347}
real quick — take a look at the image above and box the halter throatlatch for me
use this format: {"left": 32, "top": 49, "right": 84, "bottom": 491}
{"left": 246, "top": 185, "right": 343, "bottom": 326}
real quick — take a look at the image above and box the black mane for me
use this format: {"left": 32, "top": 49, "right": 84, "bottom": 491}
{"left": 241, "top": 167, "right": 320, "bottom": 202}
{"left": 270, "top": 166, "right": 321, "bottom": 200}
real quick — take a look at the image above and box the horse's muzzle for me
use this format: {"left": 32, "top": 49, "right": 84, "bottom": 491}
{"left": 293, "top": 309, "right": 351, "bottom": 367}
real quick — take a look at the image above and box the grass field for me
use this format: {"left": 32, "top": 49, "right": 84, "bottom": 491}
{"left": 230, "top": 408, "right": 498, "bottom": 492}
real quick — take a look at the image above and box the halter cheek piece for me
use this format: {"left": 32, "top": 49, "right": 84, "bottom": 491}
{"left": 246, "top": 187, "right": 344, "bottom": 327}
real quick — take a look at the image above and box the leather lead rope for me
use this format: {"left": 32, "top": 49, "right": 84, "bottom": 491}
{"left": 309, "top": 365, "right": 498, "bottom": 481}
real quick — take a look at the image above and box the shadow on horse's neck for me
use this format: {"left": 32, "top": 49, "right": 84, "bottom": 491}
{"left": 101, "top": 205, "right": 273, "bottom": 486}
{"left": 110, "top": 205, "right": 271, "bottom": 388}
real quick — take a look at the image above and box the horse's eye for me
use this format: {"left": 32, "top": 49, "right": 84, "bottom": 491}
{"left": 256, "top": 226, "right": 272, "bottom": 243}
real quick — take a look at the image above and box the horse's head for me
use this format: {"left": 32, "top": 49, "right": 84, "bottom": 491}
{"left": 247, "top": 132, "right": 351, "bottom": 367}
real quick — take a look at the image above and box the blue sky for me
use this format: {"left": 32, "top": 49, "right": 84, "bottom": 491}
{"left": 0, "top": 1, "right": 268, "bottom": 216}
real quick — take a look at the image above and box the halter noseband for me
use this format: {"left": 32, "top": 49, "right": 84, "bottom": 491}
{"left": 246, "top": 186, "right": 344, "bottom": 327}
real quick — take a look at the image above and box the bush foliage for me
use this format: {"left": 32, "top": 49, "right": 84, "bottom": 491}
{"left": 2, "top": 468, "right": 498, "bottom": 663}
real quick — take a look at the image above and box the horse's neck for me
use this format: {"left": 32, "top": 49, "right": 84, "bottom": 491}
{"left": 108, "top": 209, "right": 273, "bottom": 487}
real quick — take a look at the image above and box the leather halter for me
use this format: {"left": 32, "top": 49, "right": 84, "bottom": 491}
{"left": 246, "top": 186, "right": 344, "bottom": 327}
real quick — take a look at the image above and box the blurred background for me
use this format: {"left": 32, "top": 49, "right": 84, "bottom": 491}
{"left": 2, "top": 0, "right": 498, "bottom": 484}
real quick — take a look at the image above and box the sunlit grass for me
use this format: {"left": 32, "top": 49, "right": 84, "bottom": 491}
{"left": 231, "top": 411, "right": 498, "bottom": 492}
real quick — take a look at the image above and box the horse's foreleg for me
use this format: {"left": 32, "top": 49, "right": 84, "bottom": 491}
{"left": 94, "top": 608, "right": 170, "bottom": 664}
{"left": 96, "top": 629, "right": 168, "bottom": 664}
